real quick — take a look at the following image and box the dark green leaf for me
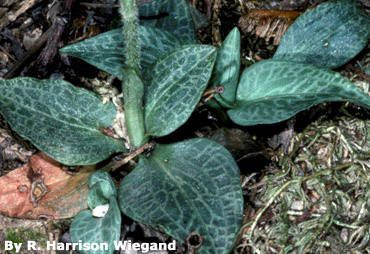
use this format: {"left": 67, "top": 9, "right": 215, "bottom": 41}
{"left": 274, "top": 0, "right": 370, "bottom": 68}
{"left": 145, "top": 45, "right": 217, "bottom": 137}
{"left": 87, "top": 171, "right": 117, "bottom": 210}
{"left": 119, "top": 138, "right": 243, "bottom": 254}
{"left": 228, "top": 60, "right": 370, "bottom": 125}
{"left": 211, "top": 27, "right": 240, "bottom": 107}
{"left": 71, "top": 171, "right": 121, "bottom": 254}
{"left": 139, "top": 0, "right": 196, "bottom": 43}
{"left": 70, "top": 198, "right": 121, "bottom": 254}
{"left": 60, "top": 26, "right": 184, "bottom": 79}
{"left": 0, "top": 78, "right": 124, "bottom": 165}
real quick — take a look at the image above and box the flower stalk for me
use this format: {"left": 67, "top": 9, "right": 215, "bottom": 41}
{"left": 119, "top": 0, "right": 147, "bottom": 148}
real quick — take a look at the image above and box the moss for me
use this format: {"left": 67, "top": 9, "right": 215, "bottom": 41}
{"left": 2, "top": 228, "right": 47, "bottom": 253}
{"left": 237, "top": 117, "right": 370, "bottom": 253}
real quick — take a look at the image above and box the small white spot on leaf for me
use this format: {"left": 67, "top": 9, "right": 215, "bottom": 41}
{"left": 92, "top": 204, "right": 109, "bottom": 218}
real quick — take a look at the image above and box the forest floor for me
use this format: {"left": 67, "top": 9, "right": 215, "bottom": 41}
{"left": 0, "top": 0, "right": 369, "bottom": 253}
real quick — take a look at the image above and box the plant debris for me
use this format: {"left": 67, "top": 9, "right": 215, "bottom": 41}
{"left": 0, "top": 153, "right": 90, "bottom": 220}
{"left": 238, "top": 116, "right": 370, "bottom": 253}
{"left": 239, "top": 9, "right": 300, "bottom": 45}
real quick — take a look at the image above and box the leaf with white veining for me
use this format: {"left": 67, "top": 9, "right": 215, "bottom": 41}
{"left": 0, "top": 78, "right": 124, "bottom": 165}
{"left": 145, "top": 45, "right": 217, "bottom": 137}
{"left": 70, "top": 198, "right": 121, "bottom": 254}
{"left": 87, "top": 171, "right": 117, "bottom": 210}
{"left": 228, "top": 60, "right": 370, "bottom": 126}
{"left": 274, "top": 0, "right": 370, "bottom": 68}
{"left": 119, "top": 138, "right": 243, "bottom": 254}
{"left": 210, "top": 27, "right": 240, "bottom": 107}
{"left": 70, "top": 171, "right": 121, "bottom": 254}
{"left": 139, "top": 0, "right": 197, "bottom": 43}
{"left": 60, "top": 26, "right": 184, "bottom": 79}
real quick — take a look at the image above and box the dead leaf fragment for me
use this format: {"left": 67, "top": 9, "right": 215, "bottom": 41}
{"left": 0, "top": 153, "right": 90, "bottom": 220}
{"left": 239, "top": 9, "right": 300, "bottom": 45}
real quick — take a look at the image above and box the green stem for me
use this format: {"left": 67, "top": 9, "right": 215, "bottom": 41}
{"left": 119, "top": 0, "right": 147, "bottom": 148}
{"left": 122, "top": 68, "right": 147, "bottom": 148}
{"left": 119, "top": 0, "right": 140, "bottom": 71}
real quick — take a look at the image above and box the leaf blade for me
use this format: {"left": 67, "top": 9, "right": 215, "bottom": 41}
{"left": 139, "top": 0, "right": 196, "bottom": 43}
{"left": 0, "top": 78, "right": 124, "bottom": 165}
{"left": 274, "top": 0, "right": 370, "bottom": 68}
{"left": 60, "top": 26, "right": 184, "bottom": 79}
{"left": 118, "top": 138, "right": 243, "bottom": 254}
{"left": 228, "top": 60, "right": 370, "bottom": 125}
{"left": 211, "top": 27, "right": 240, "bottom": 107}
{"left": 144, "top": 45, "right": 217, "bottom": 137}
{"left": 71, "top": 171, "right": 121, "bottom": 254}
{"left": 70, "top": 198, "right": 121, "bottom": 254}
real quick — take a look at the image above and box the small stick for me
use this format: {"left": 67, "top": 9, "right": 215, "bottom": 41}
{"left": 0, "top": 45, "right": 16, "bottom": 62}
{"left": 198, "top": 85, "right": 224, "bottom": 106}
{"left": 102, "top": 142, "right": 155, "bottom": 172}
{"left": 0, "top": 0, "right": 42, "bottom": 31}
{"left": 4, "top": 27, "right": 53, "bottom": 78}
{"left": 80, "top": 2, "right": 120, "bottom": 8}
{"left": 211, "top": 0, "right": 222, "bottom": 46}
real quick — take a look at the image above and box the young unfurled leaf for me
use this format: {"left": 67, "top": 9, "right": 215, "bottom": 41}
{"left": 145, "top": 45, "right": 217, "bottom": 137}
{"left": 71, "top": 171, "right": 121, "bottom": 254}
{"left": 210, "top": 27, "right": 240, "bottom": 108}
{"left": 228, "top": 60, "right": 370, "bottom": 126}
{"left": 60, "top": 26, "right": 184, "bottom": 79}
{"left": 274, "top": 0, "right": 370, "bottom": 68}
{"left": 0, "top": 78, "right": 125, "bottom": 165}
{"left": 118, "top": 138, "right": 243, "bottom": 254}
{"left": 139, "top": 0, "right": 197, "bottom": 43}
{"left": 87, "top": 171, "right": 117, "bottom": 210}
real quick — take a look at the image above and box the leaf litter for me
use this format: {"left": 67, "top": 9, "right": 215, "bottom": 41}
{"left": 237, "top": 116, "right": 370, "bottom": 253}
{"left": 0, "top": 153, "right": 90, "bottom": 220}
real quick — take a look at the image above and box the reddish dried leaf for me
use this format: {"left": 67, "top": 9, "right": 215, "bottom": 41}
{"left": 0, "top": 153, "right": 91, "bottom": 220}
{"left": 239, "top": 9, "right": 300, "bottom": 45}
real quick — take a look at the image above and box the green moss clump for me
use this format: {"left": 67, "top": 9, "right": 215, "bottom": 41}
{"left": 2, "top": 228, "right": 47, "bottom": 253}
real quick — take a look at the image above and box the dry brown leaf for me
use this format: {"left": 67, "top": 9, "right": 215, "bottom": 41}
{"left": 0, "top": 153, "right": 91, "bottom": 220}
{"left": 239, "top": 9, "right": 300, "bottom": 45}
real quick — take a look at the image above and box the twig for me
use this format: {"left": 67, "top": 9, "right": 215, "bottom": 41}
{"left": 249, "top": 180, "right": 294, "bottom": 237}
{"left": 197, "top": 85, "right": 224, "bottom": 107}
{"left": 211, "top": 0, "right": 222, "bottom": 46}
{"left": 237, "top": 151, "right": 265, "bottom": 162}
{"left": 4, "top": 0, "right": 75, "bottom": 77}
{"left": 4, "top": 28, "right": 53, "bottom": 78}
{"left": 80, "top": 2, "right": 120, "bottom": 8}
{"left": 0, "top": 0, "right": 43, "bottom": 31}
{"left": 0, "top": 45, "right": 16, "bottom": 62}
{"left": 38, "top": 17, "right": 67, "bottom": 66}
{"left": 38, "top": 0, "right": 76, "bottom": 66}
{"left": 102, "top": 142, "right": 155, "bottom": 172}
